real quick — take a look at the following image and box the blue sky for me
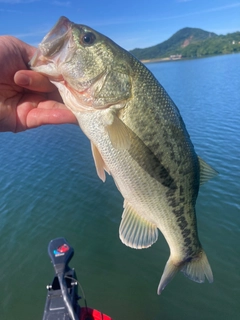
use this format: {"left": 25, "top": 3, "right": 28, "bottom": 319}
{"left": 1, "top": 0, "right": 240, "bottom": 50}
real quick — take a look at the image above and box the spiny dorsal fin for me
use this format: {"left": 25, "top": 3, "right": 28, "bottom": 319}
{"left": 119, "top": 201, "right": 158, "bottom": 249}
{"left": 105, "top": 115, "right": 131, "bottom": 150}
{"left": 198, "top": 156, "right": 218, "bottom": 185}
{"left": 91, "top": 142, "right": 109, "bottom": 182}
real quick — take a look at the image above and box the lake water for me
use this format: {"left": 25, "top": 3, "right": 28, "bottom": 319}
{"left": 0, "top": 53, "right": 239, "bottom": 320}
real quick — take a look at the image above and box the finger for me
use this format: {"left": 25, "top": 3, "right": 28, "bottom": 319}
{"left": 16, "top": 101, "right": 78, "bottom": 132}
{"left": 15, "top": 94, "right": 78, "bottom": 132}
{"left": 26, "top": 107, "right": 78, "bottom": 129}
{"left": 14, "top": 70, "right": 57, "bottom": 93}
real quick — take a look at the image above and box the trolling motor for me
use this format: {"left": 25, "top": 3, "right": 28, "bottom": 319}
{"left": 42, "top": 237, "right": 80, "bottom": 320}
{"left": 42, "top": 237, "right": 113, "bottom": 320}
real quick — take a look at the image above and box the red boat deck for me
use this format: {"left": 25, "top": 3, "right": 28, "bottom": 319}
{"left": 80, "top": 307, "right": 113, "bottom": 320}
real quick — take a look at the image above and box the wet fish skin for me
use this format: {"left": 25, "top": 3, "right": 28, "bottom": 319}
{"left": 30, "top": 16, "right": 217, "bottom": 294}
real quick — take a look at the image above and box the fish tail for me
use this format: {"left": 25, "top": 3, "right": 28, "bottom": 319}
{"left": 157, "top": 250, "right": 213, "bottom": 295}
{"left": 157, "top": 258, "right": 179, "bottom": 295}
{"left": 181, "top": 250, "right": 213, "bottom": 284}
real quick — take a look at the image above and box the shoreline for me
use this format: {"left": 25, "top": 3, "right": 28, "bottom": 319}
{"left": 140, "top": 52, "right": 240, "bottom": 64}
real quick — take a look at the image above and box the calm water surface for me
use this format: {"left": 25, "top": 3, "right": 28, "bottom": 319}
{"left": 0, "top": 54, "right": 239, "bottom": 320}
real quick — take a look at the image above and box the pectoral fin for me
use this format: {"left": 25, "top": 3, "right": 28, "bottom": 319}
{"left": 198, "top": 156, "right": 218, "bottom": 185}
{"left": 119, "top": 201, "right": 158, "bottom": 249}
{"left": 91, "top": 142, "right": 109, "bottom": 182}
{"left": 105, "top": 116, "right": 131, "bottom": 150}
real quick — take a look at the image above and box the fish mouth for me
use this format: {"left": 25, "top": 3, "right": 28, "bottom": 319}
{"left": 30, "top": 16, "right": 72, "bottom": 68}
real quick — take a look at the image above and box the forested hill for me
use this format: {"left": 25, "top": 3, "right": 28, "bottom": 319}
{"left": 129, "top": 27, "right": 240, "bottom": 60}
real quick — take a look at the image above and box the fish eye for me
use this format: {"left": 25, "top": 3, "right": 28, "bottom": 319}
{"left": 81, "top": 32, "right": 96, "bottom": 45}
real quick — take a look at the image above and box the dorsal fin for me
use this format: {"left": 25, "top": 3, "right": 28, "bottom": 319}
{"left": 198, "top": 156, "right": 218, "bottom": 185}
{"left": 119, "top": 201, "right": 158, "bottom": 249}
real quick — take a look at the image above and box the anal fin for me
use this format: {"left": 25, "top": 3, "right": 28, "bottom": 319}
{"left": 119, "top": 201, "right": 158, "bottom": 249}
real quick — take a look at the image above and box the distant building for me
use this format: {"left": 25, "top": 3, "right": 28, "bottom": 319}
{"left": 170, "top": 54, "right": 182, "bottom": 60}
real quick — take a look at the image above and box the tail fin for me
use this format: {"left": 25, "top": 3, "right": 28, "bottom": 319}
{"left": 181, "top": 250, "right": 213, "bottom": 283}
{"left": 157, "top": 251, "right": 213, "bottom": 295}
{"left": 157, "top": 258, "right": 179, "bottom": 295}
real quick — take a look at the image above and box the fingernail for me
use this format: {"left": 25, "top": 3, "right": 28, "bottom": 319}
{"left": 15, "top": 73, "right": 31, "bottom": 86}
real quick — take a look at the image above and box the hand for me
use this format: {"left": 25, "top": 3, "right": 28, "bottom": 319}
{"left": 0, "top": 36, "right": 77, "bottom": 133}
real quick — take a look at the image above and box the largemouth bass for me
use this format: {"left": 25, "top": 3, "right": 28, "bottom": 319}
{"left": 30, "top": 16, "right": 217, "bottom": 294}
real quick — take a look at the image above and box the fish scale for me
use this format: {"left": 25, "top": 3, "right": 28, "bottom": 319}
{"left": 30, "top": 16, "right": 217, "bottom": 295}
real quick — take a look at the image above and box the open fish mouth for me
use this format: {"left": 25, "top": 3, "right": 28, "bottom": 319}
{"left": 30, "top": 16, "right": 72, "bottom": 69}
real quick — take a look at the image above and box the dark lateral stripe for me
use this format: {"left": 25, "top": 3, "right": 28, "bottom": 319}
{"left": 125, "top": 126, "right": 177, "bottom": 189}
